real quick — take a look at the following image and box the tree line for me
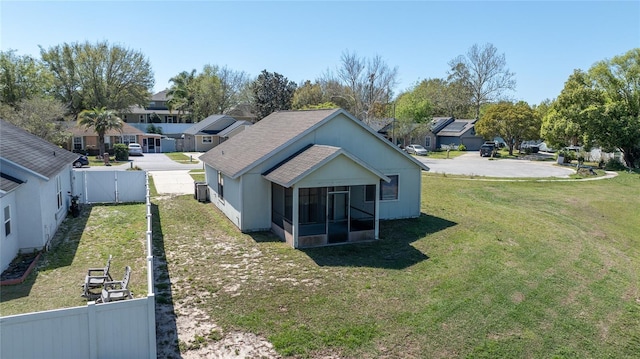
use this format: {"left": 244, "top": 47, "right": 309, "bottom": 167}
{"left": 1, "top": 40, "right": 638, "bottom": 168}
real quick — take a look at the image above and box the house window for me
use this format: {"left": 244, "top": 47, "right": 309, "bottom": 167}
{"left": 123, "top": 135, "right": 136, "bottom": 144}
{"left": 73, "top": 137, "right": 82, "bottom": 150}
{"left": 166, "top": 116, "right": 175, "bottom": 123}
{"left": 217, "top": 172, "right": 224, "bottom": 200}
{"left": 123, "top": 115, "right": 128, "bottom": 122}
{"left": 365, "top": 184, "right": 376, "bottom": 202}
{"left": 202, "top": 136, "right": 213, "bottom": 144}
{"left": 139, "top": 115, "right": 145, "bottom": 122}
{"left": 425, "top": 137, "right": 431, "bottom": 148}
{"left": 4, "top": 205, "right": 10, "bottom": 236}
{"left": 56, "top": 176, "right": 63, "bottom": 209}
{"left": 380, "top": 175, "right": 399, "bottom": 201}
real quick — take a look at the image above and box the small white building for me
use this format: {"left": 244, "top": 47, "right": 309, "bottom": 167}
{"left": 0, "top": 120, "right": 79, "bottom": 272}
{"left": 199, "top": 109, "right": 429, "bottom": 248}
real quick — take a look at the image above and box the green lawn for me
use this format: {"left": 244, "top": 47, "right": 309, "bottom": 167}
{"left": 424, "top": 150, "right": 467, "bottom": 159}
{"left": 2, "top": 172, "right": 639, "bottom": 358}
{"left": 165, "top": 152, "right": 199, "bottom": 164}
{"left": 0, "top": 203, "right": 148, "bottom": 314}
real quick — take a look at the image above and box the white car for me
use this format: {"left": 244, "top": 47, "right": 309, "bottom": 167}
{"left": 405, "top": 144, "right": 428, "bottom": 156}
{"left": 128, "top": 143, "right": 143, "bottom": 156}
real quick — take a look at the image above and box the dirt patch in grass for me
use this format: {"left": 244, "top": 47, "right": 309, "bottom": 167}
{"left": 152, "top": 197, "right": 282, "bottom": 358}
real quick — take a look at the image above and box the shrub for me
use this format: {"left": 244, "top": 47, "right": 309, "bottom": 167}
{"left": 557, "top": 150, "right": 575, "bottom": 163}
{"left": 604, "top": 158, "right": 627, "bottom": 171}
{"left": 114, "top": 143, "right": 129, "bottom": 161}
{"left": 457, "top": 144, "right": 466, "bottom": 151}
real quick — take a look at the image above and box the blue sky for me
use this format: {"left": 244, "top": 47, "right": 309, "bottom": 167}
{"left": 2, "top": 1, "right": 638, "bottom": 105}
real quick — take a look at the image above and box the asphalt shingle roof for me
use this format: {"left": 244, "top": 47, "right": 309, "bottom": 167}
{"left": 68, "top": 122, "right": 145, "bottom": 136}
{"left": 0, "top": 172, "right": 23, "bottom": 194}
{"left": 217, "top": 121, "right": 252, "bottom": 137}
{"left": 183, "top": 115, "right": 236, "bottom": 136}
{"left": 199, "top": 109, "right": 341, "bottom": 178}
{"left": 263, "top": 144, "right": 388, "bottom": 188}
{"left": 1, "top": 119, "right": 79, "bottom": 180}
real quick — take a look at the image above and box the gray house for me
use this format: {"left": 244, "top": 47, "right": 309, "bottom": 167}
{"left": 199, "top": 109, "right": 429, "bottom": 248}
{"left": 435, "top": 118, "right": 484, "bottom": 150}
{"left": 0, "top": 120, "right": 79, "bottom": 272}
{"left": 180, "top": 115, "right": 237, "bottom": 152}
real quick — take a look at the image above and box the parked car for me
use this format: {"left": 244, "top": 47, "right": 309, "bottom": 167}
{"left": 519, "top": 141, "right": 540, "bottom": 153}
{"left": 405, "top": 144, "right": 428, "bottom": 156}
{"left": 73, "top": 155, "right": 90, "bottom": 168}
{"left": 480, "top": 143, "right": 495, "bottom": 157}
{"left": 128, "top": 143, "right": 143, "bottom": 156}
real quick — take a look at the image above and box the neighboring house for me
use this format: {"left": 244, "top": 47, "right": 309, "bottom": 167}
{"left": 67, "top": 122, "right": 163, "bottom": 154}
{"left": 120, "top": 90, "right": 187, "bottom": 124}
{"left": 217, "top": 120, "right": 252, "bottom": 143}
{"left": 397, "top": 117, "right": 485, "bottom": 151}
{"left": 0, "top": 120, "right": 79, "bottom": 272}
{"left": 180, "top": 115, "right": 237, "bottom": 152}
{"left": 199, "top": 108, "right": 430, "bottom": 249}
{"left": 435, "top": 118, "right": 483, "bottom": 150}
{"left": 224, "top": 103, "right": 257, "bottom": 123}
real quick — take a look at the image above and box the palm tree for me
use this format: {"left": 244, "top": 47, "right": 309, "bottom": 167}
{"left": 78, "top": 107, "right": 123, "bottom": 157}
{"left": 167, "top": 70, "right": 197, "bottom": 122}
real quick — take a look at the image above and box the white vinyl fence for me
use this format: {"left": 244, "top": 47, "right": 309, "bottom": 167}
{"left": 72, "top": 170, "right": 146, "bottom": 204}
{"left": 0, "top": 174, "right": 156, "bottom": 358}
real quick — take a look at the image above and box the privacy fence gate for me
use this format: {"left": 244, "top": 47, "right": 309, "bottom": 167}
{"left": 72, "top": 170, "right": 147, "bottom": 204}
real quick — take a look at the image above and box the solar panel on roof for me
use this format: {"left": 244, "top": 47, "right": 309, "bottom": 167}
{"left": 443, "top": 122, "right": 467, "bottom": 132}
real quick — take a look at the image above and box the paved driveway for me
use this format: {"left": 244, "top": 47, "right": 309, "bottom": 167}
{"left": 417, "top": 152, "right": 575, "bottom": 178}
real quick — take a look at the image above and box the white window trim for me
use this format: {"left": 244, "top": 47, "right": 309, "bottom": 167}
{"left": 4, "top": 205, "right": 11, "bottom": 236}
{"left": 202, "top": 136, "right": 213, "bottom": 144}
{"left": 56, "top": 176, "right": 63, "bottom": 210}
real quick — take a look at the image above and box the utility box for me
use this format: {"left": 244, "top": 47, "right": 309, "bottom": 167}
{"left": 194, "top": 182, "right": 209, "bottom": 202}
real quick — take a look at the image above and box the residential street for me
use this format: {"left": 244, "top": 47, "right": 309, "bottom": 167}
{"left": 416, "top": 152, "right": 576, "bottom": 178}
{"left": 75, "top": 151, "right": 611, "bottom": 197}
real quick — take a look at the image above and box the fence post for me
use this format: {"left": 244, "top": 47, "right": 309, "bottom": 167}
{"left": 87, "top": 301, "right": 98, "bottom": 359}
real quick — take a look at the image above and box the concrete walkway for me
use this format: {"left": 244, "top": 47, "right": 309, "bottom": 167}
{"left": 148, "top": 153, "right": 204, "bottom": 195}
{"left": 149, "top": 170, "right": 199, "bottom": 195}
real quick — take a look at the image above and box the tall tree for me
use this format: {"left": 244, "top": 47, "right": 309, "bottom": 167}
{"left": 584, "top": 48, "right": 640, "bottom": 168}
{"left": 323, "top": 51, "right": 398, "bottom": 122}
{"left": 167, "top": 65, "right": 250, "bottom": 121}
{"left": 413, "top": 78, "right": 472, "bottom": 118}
{"left": 394, "top": 88, "right": 433, "bottom": 124}
{"left": 167, "top": 69, "right": 197, "bottom": 122}
{"left": 0, "top": 96, "right": 70, "bottom": 145}
{"left": 251, "top": 70, "right": 297, "bottom": 120}
{"left": 292, "top": 80, "right": 325, "bottom": 109}
{"left": 216, "top": 65, "right": 250, "bottom": 115}
{"left": 0, "top": 50, "right": 54, "bottom": 108}
{"left": 541, "top": 70, "right": 592, "bottom": 150}
{"left": 475, "top": 101, "right": 540, "bottom": 155}
{"left": 78, "top": 107, "right": 123, "bottom": 156}
{"left": 40, "top": 41, "right": 154, "bottom": 117}
{"left": 193, "top": 65, "right": 223, "bottom": 120}
{"left": 448, "top": 43, "right": 516, "bottom": 119}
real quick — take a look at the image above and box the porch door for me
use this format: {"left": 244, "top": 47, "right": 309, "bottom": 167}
{"left": 327, "top": 190, "right": 349, "bottom": 243}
